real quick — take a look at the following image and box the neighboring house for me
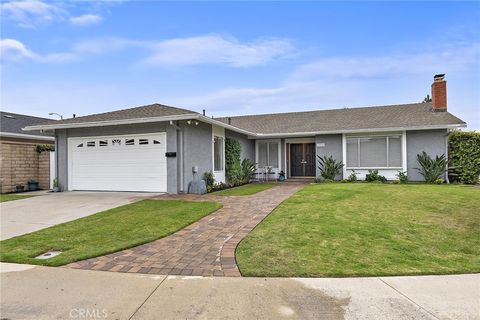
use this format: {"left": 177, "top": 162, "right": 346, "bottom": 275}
{"left": 24, "top": 74, "right": 466, "bottom": 193}
{"left": 0, "top": 112, "right": 55, "bottom": 193}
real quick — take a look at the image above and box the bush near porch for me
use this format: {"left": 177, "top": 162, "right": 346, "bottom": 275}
{"left": 236, "top": 183, "right": 480, "bottom": 277}
{"left": 449, "top": 131, "right": 480, "bottom": 184}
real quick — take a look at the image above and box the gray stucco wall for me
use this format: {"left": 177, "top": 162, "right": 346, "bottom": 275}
{"left": 181, "top": 121, "right": 213, "bottom": 191}
{"left": 315, "top": 134, "right": 343, "bottom": 179}
{"left": 406, "top": 129, "right": 448, "bottom": 181}
{"left": 225, "top": 129, "right": 255, "bottom": 162}
{"left": 54, "top": 121, "right": 213, "bottom": 194}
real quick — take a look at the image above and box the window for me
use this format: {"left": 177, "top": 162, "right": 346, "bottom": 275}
{"left": 112, "top": 139, "right": 121, "bottom": 146}
{"left": 125, "top": 139, "right": 135, "bottom": 146}
{"left": 77, "top": 143, "right": 84, "bottom": 148}
{"left": 139, "top": 139, "right": 149, "bottom": 145}
{"left": 346, "top": 135, "right": 402, "bottom": 168}
{"left": 213, "top": 136, "right": 224, "bottom": 171}
{"left": 153, "top": 140, "right": 161, "bottom": 145}
{"left": 99, "top": 140, "right": 108, "bottom": 147}
{"left": 87, "top": 141, "right": 95, "bottom": 147}
{"left": 258, "top": 141, "right": 279, "bottom": 168}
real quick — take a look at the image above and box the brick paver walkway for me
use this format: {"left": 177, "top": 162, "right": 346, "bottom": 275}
{"left": 66, "top": 182, "right": 305, "bottom": 277}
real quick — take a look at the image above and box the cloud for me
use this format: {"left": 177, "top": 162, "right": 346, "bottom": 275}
{"left": 143, "top": 35, "right": 294, "bottom": 67}
{"left": 69, "top": 14, "right": 102, "bottom": 26}
{"left": 0, "top": 0, "right": 66, "bottom": 28}
{"left": 0, "top": 38, "right": 75, "bottom": 63}
{"left": 290, "top": 43, "right": 480, "bottom": 81}
{"left": 1, "top": 35, "right": 294, "bottom": 68}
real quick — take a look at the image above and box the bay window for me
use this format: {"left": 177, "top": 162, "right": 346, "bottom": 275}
{"left": 346, "top": 135, "right": 402, "bottom": 168}
{"left": 257, "top": 141, "right": 279, "bottom": 168}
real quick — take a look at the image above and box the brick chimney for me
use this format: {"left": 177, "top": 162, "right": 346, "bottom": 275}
{"left": 431, "top": 74, "right": 447, "bottom": 112}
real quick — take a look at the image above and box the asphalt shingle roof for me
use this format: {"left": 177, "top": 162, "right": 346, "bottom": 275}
{"left": 215, "top": 102, "right": 466, "bottom": 134}
{"left": 0, "top": 111, "right": 54, "bottom": 137}
{"left": 34, "top": 103, "right": 197, "bottom": 126}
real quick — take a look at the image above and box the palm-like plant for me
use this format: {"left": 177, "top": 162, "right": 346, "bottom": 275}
{"left": 241, "top": 159, "right": 257, "bottom": 184}
{"left": 317, "top": 155, "right": 344, "bottom": 180}
{"left": 415, "top": 151, "right": 447, "bottom": 183}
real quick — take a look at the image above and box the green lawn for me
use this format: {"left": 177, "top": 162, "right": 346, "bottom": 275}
{"left": 0, "top": 199, "right": 221, "bottom": 266}
{"left": 215, "top": 182, "right": 278, "bottom": 196}
{"left": 0, "top": 194, "right": 35, "bottom": 202}
{"left": 236, "top": 183, "right": 480, "bottom": 277}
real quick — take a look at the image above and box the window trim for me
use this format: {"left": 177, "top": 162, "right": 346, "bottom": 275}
{"left": 255, "top": 139, "right": 281, "bottom": 169}
{"left": 213, "top": 135, "right": 224, "bottom": 172}
{"left": 344, "top": 133, "right": 404, "bottom": 170}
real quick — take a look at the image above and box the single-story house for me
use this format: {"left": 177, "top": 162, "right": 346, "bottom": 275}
{"left": 1, "top": 112, "right": 55, "bottom": 193}
{"left": 24, "top": 74, "right": 466, "bottom": 193}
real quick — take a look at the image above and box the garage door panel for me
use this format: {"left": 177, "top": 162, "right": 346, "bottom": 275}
{"left": 69, "top": 134, "right": 167, "bottom": 192}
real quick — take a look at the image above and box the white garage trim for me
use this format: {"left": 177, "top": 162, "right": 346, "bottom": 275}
{"left": 68, "top": 133, "right": 167, "bottom": 192}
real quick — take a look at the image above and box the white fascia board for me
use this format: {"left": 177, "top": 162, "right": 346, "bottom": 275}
{"left": 254, "top": 124, "right": 466, "bottom": 138}
{"left": 0, "top": 132, "right": 55, "bottom": 141}
{"left": 22, "top": 113, "right": 200, "bottom": 131}
{"left": 198, "top": 115, "right": 256, "bottom": 136}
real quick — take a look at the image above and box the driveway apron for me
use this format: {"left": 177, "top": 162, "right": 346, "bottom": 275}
{"left": 67, "top": 183, "right": 306, "bottom": 277}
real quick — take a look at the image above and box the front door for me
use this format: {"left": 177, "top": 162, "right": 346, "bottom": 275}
{"left": 290, "top": 143, "right": 316, "bottom": 177}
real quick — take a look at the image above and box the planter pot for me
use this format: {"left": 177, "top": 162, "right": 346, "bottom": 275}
{"left": 28, "top": 182, "right": 39, "bottom": 191}
{"left": 15, "top": 185, "right": 25, "bottom": 193}
{"left": 52, "top": 187, "right": 59, "bottom": 192}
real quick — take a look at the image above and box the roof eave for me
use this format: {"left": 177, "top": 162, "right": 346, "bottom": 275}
{"left": 253, "top": 123, "right": 467, "bottom": 138}
{"left": 23, "top": 113, "right": 201, "bottom": 131}
{"left": 0, "top": 132, "right": 55, "bottom": 141}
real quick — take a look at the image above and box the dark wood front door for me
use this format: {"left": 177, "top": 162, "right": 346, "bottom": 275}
{"left": 290, "top": 143, "right": 316, "bottom": 177}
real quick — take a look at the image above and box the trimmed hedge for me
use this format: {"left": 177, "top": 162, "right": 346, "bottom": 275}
{"left": 225, "top": 138, "right": 242, "bottom": 185}
{"left": 449, "top": 131, "right": 480, "bottom": 184}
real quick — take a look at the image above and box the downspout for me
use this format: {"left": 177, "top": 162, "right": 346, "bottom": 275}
{"left": 170, "top": 121, "right": 185, "bottom": 193}
{"left": 445, "top": 129, "right": 450, "bottom": 184}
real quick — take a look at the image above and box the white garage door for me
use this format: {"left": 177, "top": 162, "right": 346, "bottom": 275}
{"left": 69, "top": 133, "right": 167, "bottom": 192}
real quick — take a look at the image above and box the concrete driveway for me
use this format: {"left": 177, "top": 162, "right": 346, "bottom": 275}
{"left": 1, "top": 263, "right": 478, "bottom": 320}
{"left": 0, "top": 192, "right": 159, "bottom": 240}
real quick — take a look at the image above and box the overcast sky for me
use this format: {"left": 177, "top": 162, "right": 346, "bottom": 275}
{"left": 1, "top": 1, "right": 479, "bottom": 129}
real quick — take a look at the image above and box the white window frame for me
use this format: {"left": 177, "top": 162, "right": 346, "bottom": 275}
{"left": 212, "top": 125, "right": 226, "bottom": 183}
{"left": 255, "top": 139, "right": 281, "bottom": 169}
{"left": 343, "top": 132, "right": 406, "bottom": 170}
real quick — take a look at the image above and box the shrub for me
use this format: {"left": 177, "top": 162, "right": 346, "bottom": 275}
{"left": 317, "top": 155, "right": 344, "bottom": 180}
{"left": 415, "top": 151, "right": 447, "bottom": 183}
{"left": 204, "top": 171, "right": 214, "bottom": 192}
{"left": 448, "top": 131, "right": 480, "bottom": 184}
{"left": 435, "top": 178, "right": 445, "bottom": 185}
{"left": 347, "top": 170, "right": 358, "bottom": 182}
{"left": 241, "top": 159, "right": 256, "bottom": 184}
{"left": 225, "top": 138, "right": 242, "bottom": 186}
{"left": 341, "top": 179, "right": 349, "bottom": 183}
{"left": 365, "top": 169, "right": 387, "bottom": 183}
{"left": 396, "top": 171, "right": 409, "bottom": 183}
{"left": 36, "top": 144, "right": 55, "bottom": 153}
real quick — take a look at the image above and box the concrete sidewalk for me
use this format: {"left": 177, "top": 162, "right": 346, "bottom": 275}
{"left": 1, "top": 263, "right": 478, "bottom": 320}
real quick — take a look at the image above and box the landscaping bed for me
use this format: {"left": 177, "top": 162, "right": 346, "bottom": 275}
{"left": 0, "top": 199, "right": 221, "bottom": 266}
{"left": 236, "top": 183, "right": 480, "bottom": 277}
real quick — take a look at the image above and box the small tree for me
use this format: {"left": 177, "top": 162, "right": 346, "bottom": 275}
{"left": 225, "top": 138, "right": 242, "bottom": 186}
{"left": 415, "top": 152, "right": 447, "bottom": 183}
{"left": 317, "top": 155, "right": 344, "bottom": 180}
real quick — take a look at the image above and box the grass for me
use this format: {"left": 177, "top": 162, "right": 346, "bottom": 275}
{"left": 215, "top": 182, "right": 278, "bottom": 196}
{"left": 0, "top": 199, "right": 221, "bottom": 266}
{"left": 236, "top": 183, "right": 480, "bottom": 277}
{"left": 0, "top": 194, "right": 35, "bottom": 202}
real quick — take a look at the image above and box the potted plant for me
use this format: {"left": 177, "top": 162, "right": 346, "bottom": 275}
{"left": 15, "top": 185, "right": 25, "bottom": 193}
{"left": 278, "top": 170, "right": 286, "bottom": 182}
{"left": 28, "top": 179, "right": 39, "bottom": 191}
{"left": 52, "top": 178, "right": 60, "bottom": 192}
